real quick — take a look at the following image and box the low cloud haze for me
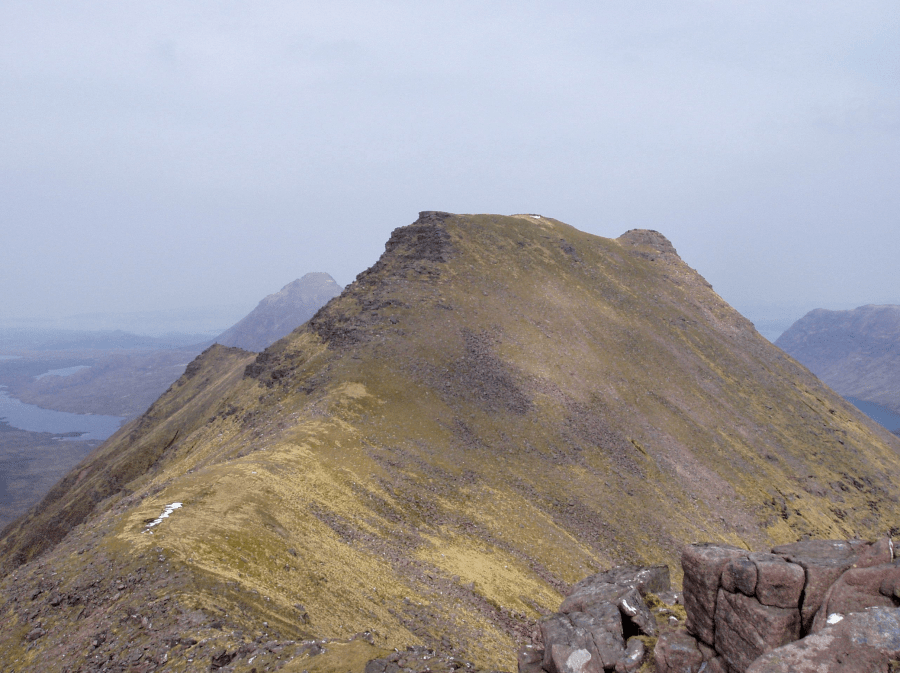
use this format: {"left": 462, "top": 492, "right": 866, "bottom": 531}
{"left": 2, "top": 1, "right": 898, "bottom": 336}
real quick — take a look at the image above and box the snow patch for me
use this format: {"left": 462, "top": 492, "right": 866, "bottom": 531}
{"left": 827, "top": 613, "right": 844, "bottom": 625}
{"left": 144, "top": 502, "right": 183, "bottom": 532}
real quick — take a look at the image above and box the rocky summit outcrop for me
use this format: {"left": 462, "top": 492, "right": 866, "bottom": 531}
{"left": 654, "top": 538, "right": 900, "bottom": 673}
{"left": 776, "top": 304, "right": 900, "bottom": 418}
{"left": 215, "top": 272, "right": 342, "bottom": 351}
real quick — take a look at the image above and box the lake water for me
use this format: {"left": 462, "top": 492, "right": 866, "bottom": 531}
{"left": 846, "top": 397, "right": 900, "bottom": 433}
{"left": 36, "top": 365, "right": 90, "bottom": 379}
{"left": 0, "top": 387, "right": 124, "bottom": 440}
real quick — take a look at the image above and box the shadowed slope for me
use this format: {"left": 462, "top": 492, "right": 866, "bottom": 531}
{"left": 1, "top": 213, "right": 899, "bottom": 672}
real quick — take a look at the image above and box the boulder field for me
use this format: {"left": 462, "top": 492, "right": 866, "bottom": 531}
{"left": 516, "top": 537, "right": 900, "bottom": 673}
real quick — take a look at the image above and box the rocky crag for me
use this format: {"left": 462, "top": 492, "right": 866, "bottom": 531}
{"left": 776, "top": 305, "right": 900, "bottom": 416}
{"left": 1, "top": 213, "right": 900, "bottom": 671}
{"left": 663, "top": 538, "right": 900, "bottom": 673}
{"left": 520, "top": 537, "right": 900, "bottom": 673}
{"left": 215, "top": 272, "right": 343, "bottom": 352}
{"left": 519, "top": 565, "right": 675, "bottom": 673}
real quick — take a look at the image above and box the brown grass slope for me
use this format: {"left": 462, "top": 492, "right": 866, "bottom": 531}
{"left": 1, "top": 213, "right": 899, "bottom": 672}
{"left": 776, "top": 304, "right": 900, "bottom": 414}
{"left": 0, "top": 345, "right": 254, "bottom": 570}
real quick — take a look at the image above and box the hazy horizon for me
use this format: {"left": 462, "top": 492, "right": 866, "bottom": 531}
{"left": 3, "top": 2, "right": 898, "bottom": 334}
{"left": 0, "top": 257, "right": 891, "bottom": 343}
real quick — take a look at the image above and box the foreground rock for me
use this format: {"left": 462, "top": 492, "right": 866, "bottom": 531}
{"left": 747, "top": 607, "right": 900, "bottom": 672}
{"left": 656, "top": 537, "right": 900, "bottom": 673}
{"left": 366, "top": 645, "right": 486, "bottom": 673}
{"left": 771, "top": 539, "right": 863, "bottom": 632}
{"left": 519, "top": 565, "right": 673, "bottom": 673}
{"left": 369, "top": 537, "right": 900, "bottom": 673}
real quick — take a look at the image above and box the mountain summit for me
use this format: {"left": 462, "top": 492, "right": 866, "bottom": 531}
{"left": 1, "top": 213, "right": 898, "bottom": 671}
{"left": 215, "top": 272, "right": 343, "bottom": 351}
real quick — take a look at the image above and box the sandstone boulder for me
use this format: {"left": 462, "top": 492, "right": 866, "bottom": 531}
{"left": 682, "top": 543, "right": 747, "bottom": 646}
{"left": 746, "top": 606, "right": 900, "bottom": 673}
{"left": 535, "top": 565, "right": 670, "bottom": 673}
{"left": 852, "top": 537, "right": 895, "bottom": 569}
{"left": 563, "top": 565, "right": 669, "bottom": 613}
{"left": 560, "top": 579, "right": 656, "bottom": 639}
{"left": 570, "top": 565, "right": 670, "bottom": 597}
{"left": 616, "top": 637, "right": 644, "bottom": 673}
{"left": 883, "top": 571, "right": 900, "bottom": 601}
{"left": 722, "top": 557, "right": 757, "bottom": 596}
{"left": 615, "top": 586, "right": 656, "bottom": 637}
{"left": 653, "top": 631, "right": 703, "bottom": 673}
{"left": 549, "top": 644, "right": 600, "bottom": 673}
{"left": 541, "top": 615, "right": 587, "bottom": 673}
{"left": 519, "top": 645, "right": 545, "bottom": 673}
{"left": 571, "top": 609, "right": 628, "bottom": 670}
{"left": 772, "top": 539, "right": 861, "bottom": 633}
{"left": 749, "top": 553, "right": 805, "bottom": 609}
{"left": 714, "top": 589, "right": 800, "bottom": 672}
{"left": 560, "top": 583, "right": 631, "bottom": 615}
{"left": 541, "top": 609, "right": 626, "bottom": 673}
{"left": 702, "top": 657, "right": 729, "bottom": 673}
{"left": 811, "top": 560, "right": 900, "bottom": 633}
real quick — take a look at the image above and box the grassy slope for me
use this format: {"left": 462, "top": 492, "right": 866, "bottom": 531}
{"left": 1, "top": 214, "right": 899, "bottom": 671}
{"left": 0, "top": 345, "right": 254, "bottom": 570}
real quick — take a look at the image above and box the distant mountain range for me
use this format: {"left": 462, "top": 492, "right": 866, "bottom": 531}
{"left": 776, "top": 304, "right": 900, "bottom": 416}
{"left": 214, "top": 272, "right": 343, "bottom": 351}
{"left": 1, "top": 304, "right": 252, "bottom": 337}
{"left": 0, "top": 327, "right": 210, "bottom": 351}
{"left": 2, "top": 213, "right": 897, "bottom": 671}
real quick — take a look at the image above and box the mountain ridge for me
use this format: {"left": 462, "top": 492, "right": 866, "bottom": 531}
{"left": 776, "top": 304, "right": 900, "bottom": 415}
{"left": 1, "top": 212, "right": 898, "bottom": 672}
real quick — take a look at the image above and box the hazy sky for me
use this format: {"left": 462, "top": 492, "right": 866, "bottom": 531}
{"left": 2, "top": 1, "right": 898, "bottom": 333}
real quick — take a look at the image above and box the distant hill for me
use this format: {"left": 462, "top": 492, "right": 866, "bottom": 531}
{"left": 0, "top": 327, "right": 210, "bottom": 351}
{"left": 776, "top": 305, "right": 900, "bottom": 415}
{"left": 214, "top": 272, "right": 342, "bottom": 351}
{"left": 2, "top": 214, "right": 899, "bottom": 671}
{"left": 1, "top": 347, "right": 204, "bottom": 418}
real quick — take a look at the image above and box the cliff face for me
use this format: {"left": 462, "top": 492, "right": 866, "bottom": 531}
{"left": 776, "top": 305, "right": 900, "bottom": 414}
{"left": 215, "top": 272, "right": 343, "bottom": 351}
{"left": 1, "top": 213, "right": 899, "bottom": 672}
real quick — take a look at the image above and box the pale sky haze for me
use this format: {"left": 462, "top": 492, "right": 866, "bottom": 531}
{"left": 2, "top": 1, "right": 898, "bottom": 337}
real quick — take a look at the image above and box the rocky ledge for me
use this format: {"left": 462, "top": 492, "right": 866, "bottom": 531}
{"left": 517, "top": 565, "right": 677, "bottom": 673}
{"left": 515, "top": 536, "right": 900, "bottom": 673}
